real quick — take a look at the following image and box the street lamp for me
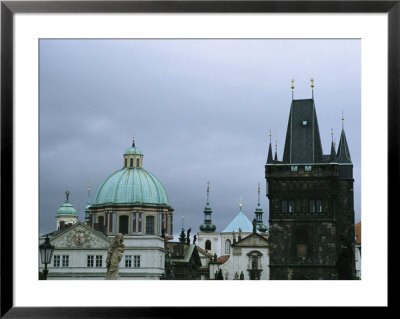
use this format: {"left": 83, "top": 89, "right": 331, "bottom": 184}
{"left": 39, "top": 235, "right": 55, "bottom": 280}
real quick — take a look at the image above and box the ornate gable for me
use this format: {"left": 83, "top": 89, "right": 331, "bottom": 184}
{"left": 233, "top": 233, "right": 269, "bottom": 248}
{"left": 50, "top": 222, "right": 110, "bottom": 249}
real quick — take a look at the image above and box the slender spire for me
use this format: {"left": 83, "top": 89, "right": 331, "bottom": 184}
{"left": 87, "top": 184, "right": 91, "bottom": 205}
{"left": 274, "top": 140, "right": 278, "bottom": 161}
{"left": 337, "top": 125, "right": 352, "bottom": 163}
{"left": 200, "top": 182, "right": 216, "bottom": 232}
{"left": 310, "top": 78, "right": 315, "bottom": 99}
{"left": 330, "top": 129, "right": 337, "bottom": 162}
{"left": 239, "top": 197, "right": 242, "bottom": 211}
{"left": 206, "top": 181, "right": 210, "bottom": 205}
{"left": 291, "top": 79, "right": 295, "bottom": 100}
{"left": 267, "top": 130, "right": 273, "bottom": 163}
{"left": 132, "top": 137, "right": 136, "bottom": 147}
{"left": 254, "top": 184, "right": 268, "bottom": 233}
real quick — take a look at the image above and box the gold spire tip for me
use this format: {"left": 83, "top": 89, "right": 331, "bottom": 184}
{"left": 310, "top": 78, "right": 315, "bottom": 88}
{"left": 290, "top": 79, "right": 295, "bottom": 90}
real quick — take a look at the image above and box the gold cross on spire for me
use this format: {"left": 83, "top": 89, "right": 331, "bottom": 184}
{"left": 290, "top": 79, "right": 295, "bottom": 90}
{"left": 310, "top": 78, "right": 315, "bottom": 88}
{"left": 269, "top": 129, "right": 272, "bottom": 143}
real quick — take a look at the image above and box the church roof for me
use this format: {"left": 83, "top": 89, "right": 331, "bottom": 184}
{"left": 222, "top": 211, "right": 253, "bottom": 233}
{"left": 282, "top": 99, "right": 323, "bottom": 164}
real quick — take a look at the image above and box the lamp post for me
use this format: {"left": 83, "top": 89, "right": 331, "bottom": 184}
{"left": 39, "top": 235, "right": 55, "bottom": 280}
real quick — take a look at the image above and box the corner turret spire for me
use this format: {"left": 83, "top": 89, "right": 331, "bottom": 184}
{"left": 274, "top": 140, "right": 278, "bottom": 161}
{"left": 254, "top": 184, "right": 268, "bottom": 233}
{"left": 199, "top": 182, "right": 216, "bottom": 233}
{"left": 267, "top": 130, "right": 273, "bottom": 163}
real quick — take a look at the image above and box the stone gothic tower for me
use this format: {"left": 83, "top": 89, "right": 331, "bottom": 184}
{"left": 265, "top": 80, "right": 355, "bottom": 280}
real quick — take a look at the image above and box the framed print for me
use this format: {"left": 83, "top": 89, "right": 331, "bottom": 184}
{"left": 1, "top": 0, "right": 396, "bottom": 316}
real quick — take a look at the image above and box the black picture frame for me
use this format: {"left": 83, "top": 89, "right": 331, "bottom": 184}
{"left": 1, "top": 0, "right": 395, "bottom": 317}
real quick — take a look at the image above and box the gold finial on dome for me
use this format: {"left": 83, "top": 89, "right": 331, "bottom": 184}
{"left": 132, "top": 137, "right": 136, "bottom": 147}
{"left": 310, "top": 78, "right": 315, "bottom": 88}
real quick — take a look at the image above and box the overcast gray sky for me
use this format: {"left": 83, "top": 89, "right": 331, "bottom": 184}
{"left": 39, "top": 39, "right": 361, "bottom": 238}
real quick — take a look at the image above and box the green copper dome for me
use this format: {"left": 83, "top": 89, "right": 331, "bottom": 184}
{"left": 124, "top": 146, "right": 143, "bottom": 155}
{"left": 93, "top": 167, "right": 169, "bottom": 207}
{"left": 57, "top": 201, "right": 78, "bottom": 217}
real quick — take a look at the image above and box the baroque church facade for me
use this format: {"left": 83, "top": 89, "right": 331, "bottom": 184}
{"left": 265, "top": 80, "right": 355, "bottom": 280}
{"left": 39, "top": 139, "right": 171, "bottom": 279}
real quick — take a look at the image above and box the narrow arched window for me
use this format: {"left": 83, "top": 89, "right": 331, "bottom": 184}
{"left": 205, "top": 240, "right": 211, "bottom": 251}
{"left": 225, "top": 239, "right": 231, "bottom": 254}
{"left": 136, "top": 158, "right": 140, "bottom": 167}
{"left": 130, "top": 158, "right": 133, "bottom": 167}
{"left": 124, "top": 158, "right": 127, "bottom": 168}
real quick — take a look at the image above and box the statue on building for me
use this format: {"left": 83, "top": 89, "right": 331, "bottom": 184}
{"left": 186, "top": 227, "right": 191, "bottom": 244}
{"left": 218, "top": 269, "right": 223, "bottom": 280}
{"left": 193, "top": 235, "right": 197, "bottom": 245}
{"left": 240, "top": 271, "right": 244, "bottom": 280}
{"left": 179, "top": 228, "right": 186, "bottom": 243}
{"left": 105, "top": 233, "right": 125, "bottom": 280}
{"left": 234, "top": 271, "right": 239, "bottom": 280}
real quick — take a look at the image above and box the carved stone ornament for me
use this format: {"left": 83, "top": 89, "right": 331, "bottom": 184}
{"left": 53, "top": 226, "right": 108, "bottom": 249}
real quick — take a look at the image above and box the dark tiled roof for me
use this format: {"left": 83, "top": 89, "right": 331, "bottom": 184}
{"left": 282, "top": 99, "right": 323, "bottom": 164}
{"left": 337, "top": 129, "right": 352, "bottom": 163}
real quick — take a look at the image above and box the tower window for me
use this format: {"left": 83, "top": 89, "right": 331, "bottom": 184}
{"left": 146, "top": 216, "right": 154, "bottom": 235}
{"left": 302, "top": 120, "right": 308, "bottom": 126}
{"left": 282, "top": 200, "right": 288, "bottom": 213}
{"left": 119, "top": 215, "right": 129, "bottom": 234}
{"left": 225, "top": 239, "right": 231, "bottom": 254}
{"left": 136, "top": 158, "right": 140, "bottom": 167}
{"left": 291, "top": 166, "right": 298, "bottom": 172}
{"left": 317, "top": 200, "right": 322, "bottom": 212}
{"left": 130, "top": 158, "right": 133, "bottom": 167}
{"left": 205, "top": 240, "right": 211, "bottom": 251}
{"left": 305, "top": 166, "right": 312, "bottom": 172}
{"left": 125, "top": 158, "right": 127, "bottom": 167}
{"left": 288, "top": 200, "right": 294, "bottom": 213}
{"left": 310, "top": 200, "right": 315, "bottom": 212}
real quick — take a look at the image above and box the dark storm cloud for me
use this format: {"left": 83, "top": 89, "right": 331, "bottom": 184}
{"left": 39, "top": 39, "right": 361, "bottom": 236}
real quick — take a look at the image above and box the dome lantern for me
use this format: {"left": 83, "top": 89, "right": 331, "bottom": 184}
{"left": 123, "top": 137, "right": 144, "bottom": 168}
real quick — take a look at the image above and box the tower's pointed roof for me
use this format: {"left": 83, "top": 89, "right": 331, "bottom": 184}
{"left": 282, "top": 98, "right": 323, "bottom": 164}
{"left": 330, "top": 140, "right": 337, "bottom": 162}
{"left": 337, "top": 128, "right": 352, "bottom": 163}
{"left": 267, "top": 142, "right": 273, "bottom": 163}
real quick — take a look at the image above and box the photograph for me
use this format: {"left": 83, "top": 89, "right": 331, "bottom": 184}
{"left": 38, "top": 38, "right": 361, "bottom": 281}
